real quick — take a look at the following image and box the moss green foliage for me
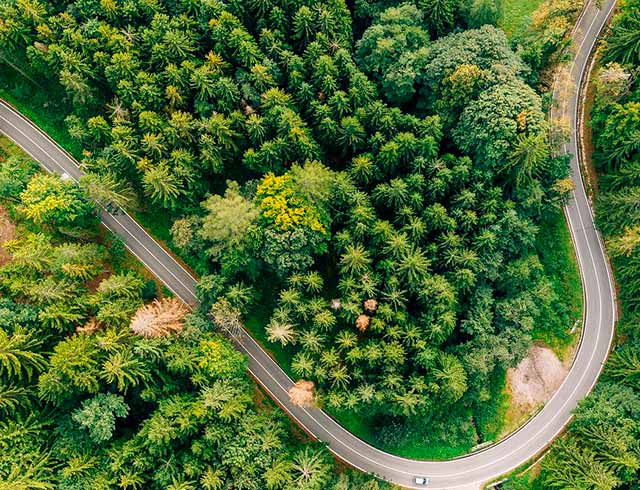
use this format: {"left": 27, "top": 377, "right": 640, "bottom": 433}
{"left": 0, "top": 145, "right": 387, "bottom": 489}
{"left": 0, "top": 0, "right": 580, "bottom": 466}
{"left": 355, "top": 4, "right": 431, "bottom": 104}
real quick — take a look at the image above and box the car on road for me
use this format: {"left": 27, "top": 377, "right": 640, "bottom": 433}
{"left": 414, "top": 477, "right": 430, "bottom": 485}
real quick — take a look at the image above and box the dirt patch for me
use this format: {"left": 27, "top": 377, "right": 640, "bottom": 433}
{"left": 507, "top": 345, "right": 568, "bottom": 408}
{"left": 0, "top": 205, "right": 16, "bottom": 266}
{"left": 85, "top": 269, "right": 111, "bottom": 293}
{"left": 252, "top": 385, "right": 272, "bottom": 413}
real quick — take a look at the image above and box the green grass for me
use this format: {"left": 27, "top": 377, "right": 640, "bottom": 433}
{"left": 533, "top": 210, "right": 583, "bottom": 361}
{"left": 0, "top": 65, "right": 83, "bottom": 159}
{"left": 135, "top": 208, "right": 174, "bottom": 244}
{"left": 474, "top": 368, "right": 510, "bottom": 442}
{"left": 327, "top": 408, "right": 474, "bottom": 460}
{"left": 0, "top": 135, "right": 25, "bottom": 160}
{"left": 499, "top": 0, "right": 544, "bottom": 39}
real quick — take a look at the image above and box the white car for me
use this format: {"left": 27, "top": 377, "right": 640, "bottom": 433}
{"left": 414, "top": 477, "right": 430, "bottom": 486}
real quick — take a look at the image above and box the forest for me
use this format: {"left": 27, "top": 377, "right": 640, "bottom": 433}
{"left": 0, "top": 138, "right": 388, "bottom": 489}
{"left": 0, "top": 0, "right": 587, "bottom": 460}
{"left": 505, "top": 0, "right": 640, "bottom": 487}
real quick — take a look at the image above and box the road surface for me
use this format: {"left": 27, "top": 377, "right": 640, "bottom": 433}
{"left": 0, "top": 2, "right": 617, "bottom": 486}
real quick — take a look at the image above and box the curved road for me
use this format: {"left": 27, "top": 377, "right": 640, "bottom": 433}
{"left": 0, "top": 3, "right": 617, "bottom": 486}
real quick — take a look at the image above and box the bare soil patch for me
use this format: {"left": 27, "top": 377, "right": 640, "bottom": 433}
{"left": 508, "top": 345, "right": 568, "bottom": 408}
{"left": 498, "top": 345, "right": 568, "bottom": 439}
{"left": 0, "top": 205, "right": 16, "bottom": 265}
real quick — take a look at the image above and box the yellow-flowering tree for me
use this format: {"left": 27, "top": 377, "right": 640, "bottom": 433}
{"left": 256, "top": 173, "right": 326, "bottom": 234}
{"left": 255, "top": 164, "right": 333, "bottom": 278}
{"left": 18, "top": 174, "right": 95, "bottom": 229}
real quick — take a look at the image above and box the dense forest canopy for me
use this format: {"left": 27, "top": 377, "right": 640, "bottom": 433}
{"left": 0, "top": 145, "right": 388, "bottom": 489}
{"left": 0, "top": 0, "right": 577, "bottom": 434}
{"left": 0, "top": 0, "right": 592, "bottom": 464}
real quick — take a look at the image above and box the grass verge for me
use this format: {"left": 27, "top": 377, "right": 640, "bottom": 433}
{"left": 328, "top": 407, "right": 475, "bottom": 460}
{"left": 500, "top": 0, "right": 544, "bottom": 39}
{"left": 533, "top": 210, "right": 583, "bottom": 361}
{"left": 485, "top": 459, "right": 544, "bottom": 489}
{"left": 0, "top": 65, "right": 83, "bottom": 159}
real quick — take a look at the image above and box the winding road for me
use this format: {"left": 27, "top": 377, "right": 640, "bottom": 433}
{"left": 0, "top": 2, "right": 618, "bottom": 486}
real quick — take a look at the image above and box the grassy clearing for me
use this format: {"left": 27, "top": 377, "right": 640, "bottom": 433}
{"left": 474, "top": 369, "right": 511, "bottom": 443}
{"left": 0, "top": 135, "right": 18, "bottom": 155}
{"left": 504, "top": 472, "right": 543, "bottom": 489}
{"left": 533, "top": 210, "right": 583, "bottom": 361}
{"left": 330, "top": 408, "right": 474, "bottom": 460}
{"left": 326, "top": 410, "right": 474, "bottom": 461}
{"left": 581, "top": 67, "right": 600, "bottom": 200}
{"left": 500, "top": 0, "right": 544, "bottom": 39}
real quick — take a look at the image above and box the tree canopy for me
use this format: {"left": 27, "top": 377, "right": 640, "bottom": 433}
{"left": 0, "top": 0, "right": 578, "bottom": 463}
{"left": 0, "top": 145, "right": 387, "bottom": 490}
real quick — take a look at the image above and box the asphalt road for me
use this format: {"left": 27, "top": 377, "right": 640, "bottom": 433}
{"left": 0, "top": 3, "right": 617, "bottom": 486}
